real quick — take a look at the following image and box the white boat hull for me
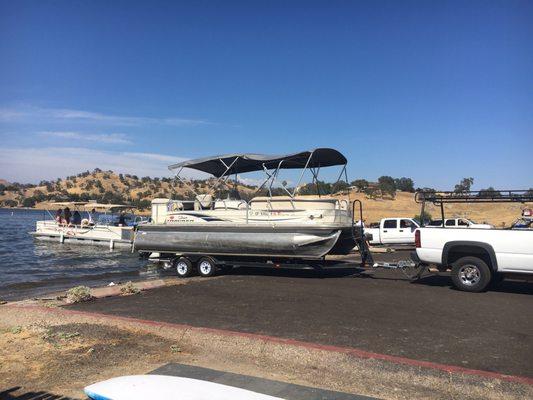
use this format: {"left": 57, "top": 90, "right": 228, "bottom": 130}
{"left": 85, "top": 375, "right": 284, "bottom": 400}
{"left": 30, "top": 220, "right": 133, "bottom": 248}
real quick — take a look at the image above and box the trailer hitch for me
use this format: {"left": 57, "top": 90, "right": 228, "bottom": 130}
{"left": 372, "top": 260, "right": 427, "bottom": 280}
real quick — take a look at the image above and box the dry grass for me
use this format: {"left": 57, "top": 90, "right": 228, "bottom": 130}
{"left": 335, "top": 191, "right": 532, "bottom": 226}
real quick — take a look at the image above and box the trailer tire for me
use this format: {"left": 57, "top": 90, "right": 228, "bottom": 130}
{"left": 175, "top": 257, "right": 193, "bottom": 278}
{"left": 451, "top": 256, "right": 492, "bottom": 292}
{"left": 197, "top": 257, "right": 216, "bottom": 277}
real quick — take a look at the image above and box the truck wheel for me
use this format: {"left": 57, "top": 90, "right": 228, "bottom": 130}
{"left": 197, "top": 257, "right": 216, "bottom": 277}
{"left": 451, "top": 257, "right": 492, "bottom": 292}
{"left": 175, "top": 257, "right": 193, "bottom": 278}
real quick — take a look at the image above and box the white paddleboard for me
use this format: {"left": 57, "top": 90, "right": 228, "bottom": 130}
{"left": 84, "top": 375, "right": 285, "bottom": 400}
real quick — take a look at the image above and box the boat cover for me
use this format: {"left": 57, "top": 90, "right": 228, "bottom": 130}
{"left": 168, "top": 148, "right": 347, "bottom": 177}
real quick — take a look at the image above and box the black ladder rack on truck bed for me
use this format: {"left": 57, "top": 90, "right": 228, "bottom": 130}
{"left": 415, "top": 189, "right": 533, "bottom": 226}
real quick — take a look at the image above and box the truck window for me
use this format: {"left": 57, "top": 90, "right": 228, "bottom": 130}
{"left": 428, "top": 220, "right": 442, "bottom": 226}
{"left": 400, "top": 219, "right": 415, "bottom": 228}
{"left": 458, "top": 219, "right": 469, "bottom": 226}
{"left": 383, "top": 219, "right": 397, "bottom": 229}
{"left": 445, "top": 219, "right": 456, "bottom": 227}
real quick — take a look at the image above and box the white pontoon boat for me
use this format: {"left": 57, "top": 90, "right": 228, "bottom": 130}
{"left": 135, "top": 148, "right": 370, "bottom": 276}
{"left": 30, "top": 202, "right": 140, "bottom": 248}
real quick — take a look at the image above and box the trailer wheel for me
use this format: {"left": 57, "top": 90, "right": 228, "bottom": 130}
{"left": 175, "top": 257, "right": 193, "bottom": 278}
{"left": 197, "top": 257, "right": 216, "bottom": 277}
{"left": 451, "top": 256, "right": 492, "bottom": 292}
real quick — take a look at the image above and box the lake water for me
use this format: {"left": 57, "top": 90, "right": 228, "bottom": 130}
{"left": 0, "top": 208, "right": 164, "bottom": 300}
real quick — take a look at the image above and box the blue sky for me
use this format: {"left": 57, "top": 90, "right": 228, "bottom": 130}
{"left": 1, "top": 0, "right": 532, "bottom": 189}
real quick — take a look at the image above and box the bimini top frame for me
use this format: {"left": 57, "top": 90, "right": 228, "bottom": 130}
{"left": 168, "top": 148, "right": 349, "bottom": 198}
{"left": 415, "top": 190, "right": 533, "bottom": 227}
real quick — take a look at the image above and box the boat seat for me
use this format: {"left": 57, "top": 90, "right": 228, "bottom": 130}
{"left": 194, "top": 194, "right": 213, "bottom": 210}
{"left": 214, "top": 199, "right": 248, "bottom": 210}
{"left": 250, "top": 196, "right": 339, "bottom": 211}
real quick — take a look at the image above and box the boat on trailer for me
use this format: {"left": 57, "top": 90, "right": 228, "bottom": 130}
{"left": 30, "top": 202, "right": 141, "bottom": 249}
{"left": 134, "top": 148, "right": 372, "bottom": 276}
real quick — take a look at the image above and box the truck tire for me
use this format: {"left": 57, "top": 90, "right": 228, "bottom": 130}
{"left": 451, "top": 256, "right": 492, "bottom": 292}
{"left": 175, "top": 257, "right": 193, "bottom": 278}
{"left": 197, "top": 257, "right": 216, "bottom": 277}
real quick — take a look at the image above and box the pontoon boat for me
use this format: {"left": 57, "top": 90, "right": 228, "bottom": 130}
{"left": 30, "top": 202, "right": 141, "bottom": 248}
{"left": 134, "top": 148, "right": 367, "bottom": 274}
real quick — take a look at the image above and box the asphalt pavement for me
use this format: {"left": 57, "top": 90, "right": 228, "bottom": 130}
{"left": 69, "top": 250, "right": 533, "bottom": 377}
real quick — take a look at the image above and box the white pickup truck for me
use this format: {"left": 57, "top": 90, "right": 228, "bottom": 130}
{"left": 365, "top": 218, "right": 420, "bottom": 245}
{"left": 414, "top": 227, "right": 533, "bottom": 292}
{"left": 426, "top": 218, "right": 493, "bottom": 229}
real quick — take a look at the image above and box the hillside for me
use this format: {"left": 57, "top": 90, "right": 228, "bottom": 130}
{"left": 1, "top": 170, "right": 531, "bottom": 226}
{"left": 0, "top": 169, "right": 255, "bottom": 211}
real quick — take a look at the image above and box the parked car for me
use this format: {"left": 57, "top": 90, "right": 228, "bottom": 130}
{"left": 426, "top": 218, "right": 493, "bottom": 229}
{"left": 365, "top": 218, "right": 420, "bottom": 245}
{"left": 413, "top": 227, "right": 533, "bottom": 292}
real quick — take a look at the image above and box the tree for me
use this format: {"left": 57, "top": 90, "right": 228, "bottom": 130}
{"left": 394, "top": 177, "right": 415, "bottom": 193}
{"left": 332, "top": 180, "right": 349, "bottom": 193}
{"left": 33, "top": 190, "right": 46, "bottom": 202}
{"left": 478, "top": 187, "right": 501, "bottom": 198}
{"left": 454, "top": 177, "right": 474, "bottom": 194}
{"left": 378, "top": 176, "right": 396, "bottom": 198}
{"left": 350, "top": 179, "right": 369, "bottom": 192}
{"left": 22, "top": 197, "right": 36, "bottom": 207}
{"left": 3, "top": 199, "right": 18, "bottom": 207}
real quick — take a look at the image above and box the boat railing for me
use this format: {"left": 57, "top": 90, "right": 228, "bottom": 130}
{"left": 165, "top": 197, "right": 351, "bottom": 225}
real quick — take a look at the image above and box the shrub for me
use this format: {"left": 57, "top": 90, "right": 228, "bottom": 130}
{"left": 121, "top": 281, "right": 140, "bottom": 295}
{"left": 66, "top": 286, "right": 93, "bottom": 303}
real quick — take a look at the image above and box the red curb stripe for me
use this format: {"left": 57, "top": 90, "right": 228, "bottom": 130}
{"left": 9, "top": 304, "right": 533, "bottom": 386}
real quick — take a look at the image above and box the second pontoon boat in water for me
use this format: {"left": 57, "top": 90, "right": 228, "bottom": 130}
{"left": 30, "top": 202, "right": 141, "bottom": 248}
{"left": 134, "top": 148, "right": 364, "bottom": 266}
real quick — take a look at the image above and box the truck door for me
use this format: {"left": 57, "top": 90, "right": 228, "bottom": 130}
{"left": 381, "top": 219, "right": 400, "bottom": 244}
{"left": 399, "top": 219, "right": 418, "bottom": 244}
{"left": 445, "top": 219, "right": 457, "bottom": 228}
